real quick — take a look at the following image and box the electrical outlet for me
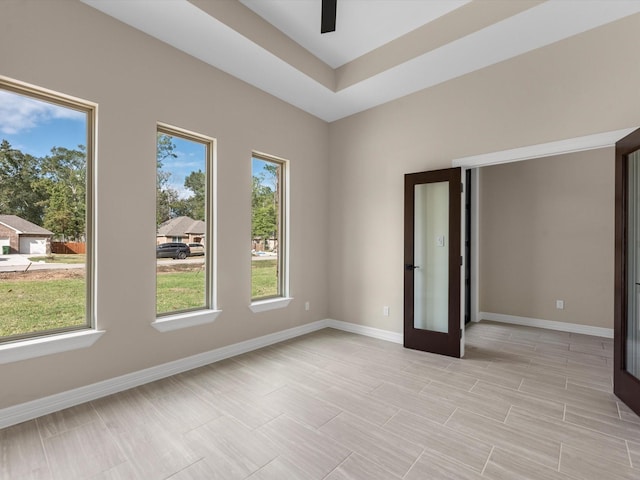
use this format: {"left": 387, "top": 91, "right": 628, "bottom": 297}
{"left": 383, "top": 306, "right": 390, "bottom": 316}
{"left": 556, "top": 300, "right": 564, "bottom": 310}
{"left": 305, "top": 301, "right": 310, "bottom": 311}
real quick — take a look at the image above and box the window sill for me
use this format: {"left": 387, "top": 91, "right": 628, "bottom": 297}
{"left": 151, "top": 309, "right": 222, "bottom": 332}
{"left": 0, "top": 329, "right": 105, "bottom": 365}
{"left": 249, "top": 297, "right": 293, "bottom": 313}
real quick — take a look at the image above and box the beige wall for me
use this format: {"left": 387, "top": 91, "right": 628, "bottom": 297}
{"left": 478, "top": 149, "right": 614, "bottom": 328}
{"left": 0, "top": 0, "right": 329, "bottom": 409}
{"left": 328, "top": 13, "right": 640, "bottom": 332}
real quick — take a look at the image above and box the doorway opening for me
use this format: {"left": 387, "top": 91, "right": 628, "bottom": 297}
{"left": 454, "top": 129, "right": 640, "bottom": 411}
{"left": 404, "top": 128, "right": 634, "bottom": 365}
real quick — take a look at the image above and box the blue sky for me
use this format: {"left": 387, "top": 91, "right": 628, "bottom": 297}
{"left": 1, "top": 88, "right": 273, "bottom": 194}
{"left": 161, "top": 135, "right": 206, "bottom": 198}
{"left": 0, "top": 89, "right": 86, "bottom": 158}
{"left": 252, "top": 157, "right": 277, "bottom": 190}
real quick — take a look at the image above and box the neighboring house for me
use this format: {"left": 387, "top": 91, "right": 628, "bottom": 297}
{"left": 157, "top": 216, "right": 205, "bottom": 244}
{"left": 0, "top": 214, "right": 53, "bottom": 255}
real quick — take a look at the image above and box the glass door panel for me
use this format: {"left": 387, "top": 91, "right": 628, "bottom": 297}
{"left": 627, "top": 149, "right": 640, "bottom": 381}
{"left": 413, "top": 181, "right": 449, "bottom": 333}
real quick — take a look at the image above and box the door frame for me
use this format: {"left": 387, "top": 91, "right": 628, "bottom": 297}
{"left": 614, "top": 128, "right": 640, "bottom": 414}
{"left": 453, "top": 128, "right": 636, "bottom": 326}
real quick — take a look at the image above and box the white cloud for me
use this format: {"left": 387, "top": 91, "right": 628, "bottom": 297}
{"left": 0, "top": 90, "right": 84, "bottom": 135}
{"left": 173, "top": 183, "right": 192, "bottom": 200}
{"left": 165, "top": 157, "right": 203, "bottom": 170}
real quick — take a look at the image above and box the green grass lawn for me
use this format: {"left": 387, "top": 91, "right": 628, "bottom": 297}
{"left": 156, "top": 270, "right": 206, "bottom": 315}
{"left": 252, "top": 258, "right": 278, "bottom": 299}
{"left": 0, "top": 277, "right": 86, "bottom": 337}
{"left": 0, "top": 261, "right": 280, "bottom": 337}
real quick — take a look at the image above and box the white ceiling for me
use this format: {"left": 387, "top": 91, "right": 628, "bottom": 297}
{"left": 239, "top": 0, "right": 470, "bottom": 68}
{"left": 82, "top": 0, "right": 640, "bottom": 122}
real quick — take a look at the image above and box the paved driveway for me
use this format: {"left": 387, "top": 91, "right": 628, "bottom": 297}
{"left": 1, "top": 255, "right": 207, "bottom": 272}
{"left": 0, "top": 254, "right": 31, "bottom": 267}
{"left": 0, "top": 255, "right": 84, "bottom": 272}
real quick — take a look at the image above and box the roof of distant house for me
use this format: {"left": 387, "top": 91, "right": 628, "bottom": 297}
{"left": 0, "top": 214, "right": 53, "bottom": 235}
{"left": 157, "top": 216, "right": 205, "bottom": 237}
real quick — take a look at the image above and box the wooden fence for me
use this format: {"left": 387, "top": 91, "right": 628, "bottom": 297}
{"left": 51, "top": 242, "right": 86, "bottom": 254}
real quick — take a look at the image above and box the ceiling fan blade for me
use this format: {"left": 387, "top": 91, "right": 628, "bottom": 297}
{"left": 321, "top": 0, "right": 336, "bottom": 33}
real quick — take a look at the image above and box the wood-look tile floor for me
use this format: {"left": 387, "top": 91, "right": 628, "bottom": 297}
{"left": 2, "top": 321, "right": 639, "bottom": 479}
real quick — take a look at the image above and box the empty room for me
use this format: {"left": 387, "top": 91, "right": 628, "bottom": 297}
{"left": 2, "top": 1, "right": 640, "bottom": 479}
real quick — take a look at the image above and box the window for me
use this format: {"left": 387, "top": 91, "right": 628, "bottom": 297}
{"left": 0, "top": 80, "right": 93, "bottom": 343}
{"left": 156, "top": 125, "right": 214, "bottom": 317}
{"left": 251, "top": 153, "right": 288, "bottom": 302}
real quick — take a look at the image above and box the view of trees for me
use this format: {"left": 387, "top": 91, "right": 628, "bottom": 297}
{"left": 1, "top": 133, "right": 278, "bottom": 242}
{"left": 156, "top": 133, "right": 206, "bottom": 225}
{"left": 1, "top": 133, "right": 209, "bottom": 237}
{"left": 0, "top": 139, "right": 86, "bottom": 240}
{"left": 251, "top": 161, "right": 279, "bottom": 247}
{"left": 156, "top": 133, "right": 179, "bottom": 226}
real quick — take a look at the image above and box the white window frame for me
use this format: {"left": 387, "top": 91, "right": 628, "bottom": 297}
{"left": 152, "top": 123, "right": 220, "bottom": 331}
{"left": 0, "top": 76, "right": 101, "bottom": 363}
{"left": 250, "top": 152, "right": 291, "bottom": 312}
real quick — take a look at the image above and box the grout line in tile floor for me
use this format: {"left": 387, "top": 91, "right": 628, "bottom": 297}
{"left": 558, "top": 442, "right": 564, "bottom": 472}
{"left": 401, "top": 446, "right": 426, "bottom": 480}
{"left": 166, "top": 457, "right": 204, "bottom": 479}
{"left": 442, "top": 406, "right": 458, "bottom": 427}
{"left": 468, "top": 378, "right": 480, "bottom": 392}
{"left": 35, "top": 417, "right": 52, "bottom": 478}
{"left": 503, "top": 405, "right": 514, "bottom": 424}
{"left": 481, "top": 446, "right": 495, "bottom": 476}
{"left": 323, "top": 451, "right": 353, "bottom": 479}
{"left": 563, "top": 415, "right": 639, "bottom": 444}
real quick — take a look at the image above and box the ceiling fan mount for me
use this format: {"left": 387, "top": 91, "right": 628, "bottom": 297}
{"left": 321, "top": 0, "right": 337, "bottom": 34}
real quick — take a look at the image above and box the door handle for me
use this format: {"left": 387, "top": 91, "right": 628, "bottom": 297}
{"left": 405, "top": 264, "right": 420, "bottom": 270}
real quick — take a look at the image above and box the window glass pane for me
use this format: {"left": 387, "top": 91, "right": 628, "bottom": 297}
{"left": 156, "top": 128, "right": 210, "bottom": 315}
{"left": 0, "top": 85, "right": 90, "bottom": 341}
{"left": 251, "top": 156, "right": 283, "bottom": 300}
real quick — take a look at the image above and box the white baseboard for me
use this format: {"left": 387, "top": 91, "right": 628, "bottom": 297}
{"left": 0, "top": 318, "right": 405, "bottom": 429}
{"left": 326, "top": 319, "right": 403, "bottom": 344}
{"left": 0, "top": 319, "right": 329, "bottom": 429}
{"left": 478, "top": 312, "right": 613, "bottom": 338}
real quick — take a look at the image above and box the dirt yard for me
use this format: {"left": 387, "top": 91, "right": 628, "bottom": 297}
{"left": 0, "top": 269, "right": 85, "bottom": 281}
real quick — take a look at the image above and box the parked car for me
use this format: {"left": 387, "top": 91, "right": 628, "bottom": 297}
{"left": 156, "top": 242, "right": 190, "bottom": 259}
{"left": 188, "top": 243, "right": 205, "bottom": 256}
